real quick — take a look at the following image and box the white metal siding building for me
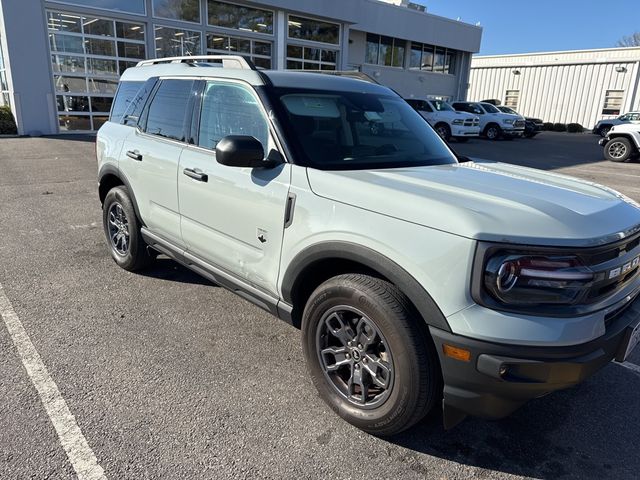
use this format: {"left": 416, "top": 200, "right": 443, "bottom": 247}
{"left": 469, "top": 47, "right": 640, "bottom": 129}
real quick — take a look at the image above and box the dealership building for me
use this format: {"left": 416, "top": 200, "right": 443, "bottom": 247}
{"left": 0, "top": 0, "right": 481, "bottom": 135}
{"left": 469, "top": 46, "right": 640, "bottom": 129}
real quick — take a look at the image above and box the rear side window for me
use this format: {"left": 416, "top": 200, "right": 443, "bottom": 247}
{"left": 145, "top": 79, "right": 194, "bottom": 142}
{"left": 110, "top": 81, "right": 143, "bottom": 123}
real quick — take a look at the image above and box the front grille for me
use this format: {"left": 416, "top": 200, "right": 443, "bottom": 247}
{"left": 514, "top": 120, "right": 526, "bottom": 128}
{"left": 463, "top": 119, "right": 478, "bottom": 127}
{"left": 581, "top": 229, "right": 640, "bottom": 304}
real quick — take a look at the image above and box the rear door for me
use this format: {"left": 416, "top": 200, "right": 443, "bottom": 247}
{"left": 119, "top": 78, "right": 195, "bottom": 248}
{"left": 177, "top": 79, "right": 291, "bottom": 295}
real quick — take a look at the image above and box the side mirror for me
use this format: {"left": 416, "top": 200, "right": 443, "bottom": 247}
{"left": 216, "top": 135, "right": 271, "bottom": 168}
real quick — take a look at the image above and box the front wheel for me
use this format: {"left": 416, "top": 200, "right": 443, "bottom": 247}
{"left": 302, "top": 274, "right": 441, "bottom": 436}
{"left": 434, "top": 123, "right": 451, "bottom": 142}
{"left": 604, "top": 137, "right": 635, "bottom": 162}
{"left": 485, "top": 124, "right": 501, "bottom": 140}
{"left": 102, "top": 186, "right": 154, "bottom": 271}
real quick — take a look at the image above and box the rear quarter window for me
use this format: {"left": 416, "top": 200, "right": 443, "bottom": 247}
{"left": 110, "top": 81, "right": 144, "bottom": 123}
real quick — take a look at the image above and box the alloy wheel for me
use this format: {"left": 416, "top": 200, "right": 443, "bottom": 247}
{"left": 107, "top": 202, "right": 130, "bottom": 256}
{"left": 608, "top": 141, "right": 627, "bottom": 160}
{"left": 316, "top": 306, "right": 394, "bottom": 409}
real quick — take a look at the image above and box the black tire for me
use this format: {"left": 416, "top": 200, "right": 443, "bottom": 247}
{"left": 598, "top": 125, "right": 612, "bottom": 137}
{"left": 434, "top": 123, "right": 451, "bottom": 142}
{"left": 102, "top": 185, "right": 154, "bottom": 271}
{"left": 302, "top": 274, "right": 441, "bottom": 436}
{"left": 484, "top": 124, "right": 501, "bottom": 140}
{"left": 604, "top": 137, "right": 635, "bottom": 163}
{"left": 454, "top": 137, "right": 469, "bottom": 143}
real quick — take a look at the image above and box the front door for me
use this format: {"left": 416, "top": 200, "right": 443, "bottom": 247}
{"left": 178, "top": 80, "right": 291, "bottom": 296}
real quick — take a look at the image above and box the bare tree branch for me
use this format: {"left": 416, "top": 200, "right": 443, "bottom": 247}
{"left": 617, "top": 32, "right": 640, "bottom": 47}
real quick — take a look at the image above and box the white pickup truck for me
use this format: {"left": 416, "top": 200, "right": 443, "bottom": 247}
{"left": 600, "top": 123, "right": 640, "bottom": 162}
{"left": 405, "top": 98, "right": 480, "bottom": 142}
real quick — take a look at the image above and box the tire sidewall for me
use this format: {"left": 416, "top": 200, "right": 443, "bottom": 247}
{"left": 485, "top": 124, "right": 501, "bottom": 140}
{"left": 605, "top": 138, "right": 632, "bottom": 163}
{"left": 102, "top": 186, "right": 144, "bottom": 270}
{"left": 302, "top": 281, "right": 425, "bottom": 433}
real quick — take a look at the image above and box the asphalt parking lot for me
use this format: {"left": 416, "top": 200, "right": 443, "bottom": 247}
{"left": 1, "top": 132, "right": 639, "bottom": 480}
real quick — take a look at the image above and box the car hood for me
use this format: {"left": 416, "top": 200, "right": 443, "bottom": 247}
{"left": 306, "top": 161, "right": 640, "bottom": 247}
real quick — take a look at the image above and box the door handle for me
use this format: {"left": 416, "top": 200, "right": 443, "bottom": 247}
{"left": 126, "top": 150, "right": 142, "bottom": 161}
{"left": 183, "top": 168, "right": 208, "bottom": 182}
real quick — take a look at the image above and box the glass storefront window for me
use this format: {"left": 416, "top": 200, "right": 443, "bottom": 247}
{"left": 155, "top": 26, "right": 202, "bottom": 57}
{"left": 116, "top": 22, "right": 145, "bottom": 41}
{"left": 207, "top": 1, "right": 273, "bottom": 34}
{"left": 206, "top": 34, "right": 272, "bottom": 69}
{"left": 409, "top": 42, "right": 456, "bottom": 74}
{"left": 85, "top": 38, "right": 116, "bottom": 56}
{"left": 288, "top": 16, "right": 340, "bottom": 45}
{"left": 365, "top": 34, "right": 404, "bottom": 67}
{"left": 49, "top": 33, "right": 85, "bottom": 54}
{"left": 47, "top": 12, "right": 82, "bottom": 33}
{"left": 47, "top": 10, "right": 147, "bottom": 132}
{"left": 153, "top": 0, "right": 201, "bottom": 23}
{"left": 51, "top": 55, "right": 85, "bottom": 74}
{"left": 48, "top": 1, "right": 145, "bottom": 15}
{"left": 83, "top": 18, "right": 115, "bottom": 37}
{"left": 286, "top": 44, "right": 337, "bottom": 71}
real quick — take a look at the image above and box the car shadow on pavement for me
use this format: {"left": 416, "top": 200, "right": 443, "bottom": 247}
{"left": 139, "top": 258, "right": 217, "bottom": 287}
{"left": 387, "top": 364, "right": 639, "bottom": 479}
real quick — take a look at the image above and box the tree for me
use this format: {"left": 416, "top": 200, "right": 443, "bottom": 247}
{"left": 617, "top": 32, "right": 640, "bottom": 47}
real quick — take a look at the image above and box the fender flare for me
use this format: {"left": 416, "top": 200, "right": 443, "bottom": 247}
{"left": 98, "top": 164, "right": 144, "bottom": 224}
{"left": 281, "top": 241, "right": 451, "bottom": 332}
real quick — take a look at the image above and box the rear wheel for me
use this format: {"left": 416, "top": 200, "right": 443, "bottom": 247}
{"left": 434, "top": 123, "right": 451, "bottom": 142}
{"left": 604, "top": 137, "right": 635, "bottom": 162}
{"left": 302, "top": 274, "right": 441, "bottom": 436}
{"left": 102, "top": 186, "right": 154, "bottom": 271}
{"left": 598, "top": 125, "right": 612, "bottom": 137}
{"left": 484, "top": 124, "right": 501, "bottom": 140}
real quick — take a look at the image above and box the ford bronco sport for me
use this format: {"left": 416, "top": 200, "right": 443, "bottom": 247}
{"left": 97, "top": 56, "right": 640, "bottom": 436}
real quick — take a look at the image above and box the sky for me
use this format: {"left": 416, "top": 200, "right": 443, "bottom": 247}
{"left": 417, "top": 0, "right": 640, "bottom": 55}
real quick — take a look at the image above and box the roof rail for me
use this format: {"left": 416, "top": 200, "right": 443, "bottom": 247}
{"left": 299, "top": 70, "right": 381, "bottom": 85}
{"left": 136, "top": 55, "right": 256, "bottom": 70}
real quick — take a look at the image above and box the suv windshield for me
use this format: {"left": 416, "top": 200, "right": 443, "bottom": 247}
{"left": 430, "top": 100, "right": 454, "bottom": 112}
{"left": 480, "top": 103, "right": 500, "bottom": 113}
{"left": 268, "top": 88, "right": 456, "bottom": 170}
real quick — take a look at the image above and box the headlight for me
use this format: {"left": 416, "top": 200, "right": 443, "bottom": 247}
{"left": 452, "top": 119, "right": 464, "bottom": 125}
{"left": 502, "top": 118, "right": 515, "bottom": 125}
{"left": 484, "top": 253, "right": 594, "bottom": 305}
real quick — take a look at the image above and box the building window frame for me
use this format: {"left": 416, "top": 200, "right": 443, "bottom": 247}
{"left": 365, "top": 33, "right": 405, "bottom": 69}
{"left": 47, "top": 0, "right": 147, "bottom": 17}
{"left": 154, "top": 24, "right": 203, "bottom": 58}
{"left": 602, "top": 89, "right": 624, "bottom": 115}
{"left": 47, "top": 10, "right": 147, "bottom": 132}
{"left": 152, "top": 0, "right": 203, "bottom": 25}
{"left": 285, "top": 44, "right": 338, "bottom": 71}
{"left": 206, "top": 0, "right": 275, "bottom": 36}
{"left": 206, "top": 33, "right": 273, "bottom": 69}
{"left": 286, "top": 14, "right": 341, "bottom": 47}
{"left": 504, "top": 90, "right": 520, "bottom": 108}
{"left": 409, "top": 41, "right": 457, "bottom": 75}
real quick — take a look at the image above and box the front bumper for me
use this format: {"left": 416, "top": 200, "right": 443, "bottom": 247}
{"left": 452, "top": 126, "right": 480, "bottom": 137}
{"left": 502, "top": 127, "right": 525, "bottom": 137}
{"left": 599, "top": 137, "right": 609, "bottom": 146}
{"left": 430, "top": 293, "right": 640, "bottom": 428}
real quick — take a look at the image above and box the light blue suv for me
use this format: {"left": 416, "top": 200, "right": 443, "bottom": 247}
{"left": 97, "top": 56, "right": 640, "bottom": 435}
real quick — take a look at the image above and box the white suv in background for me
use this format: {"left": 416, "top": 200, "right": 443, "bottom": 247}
{"left": 405, "top": 98, "right": 480, "bottom": 142}
{"left": 452, "top": 101, "right": 525, "bottom": 140}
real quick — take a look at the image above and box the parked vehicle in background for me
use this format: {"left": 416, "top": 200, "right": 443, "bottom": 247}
{"left": 496, "top": 106, "right": 543, "bottom": 138}
{"left": 599, "top": 123, "right": 640, "bottom": 162}
{"left": 452, "top": 101, "right": 525, "bottom": 140}
{"left": 593, "top": 112, "right": 640, "bottom": 137}
{"left": 405, "top": 98, "right": 480, "bottom": 142}
{"left": 97, "top": 55, "right": 640, "bottom": 436}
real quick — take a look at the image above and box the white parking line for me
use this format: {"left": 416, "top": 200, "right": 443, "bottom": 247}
{"left": 0, "top": 283, "right": 106, "bottom": 480}
{"left": 616, "top": 361, "right": 640, "bottom": 376}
